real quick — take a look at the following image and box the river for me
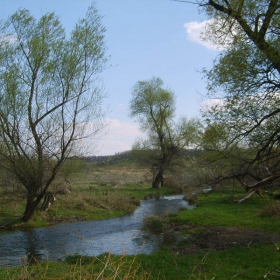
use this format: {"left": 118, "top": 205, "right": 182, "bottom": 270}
{"left": 0, "top": 195, "right": 194, "bottom": 267}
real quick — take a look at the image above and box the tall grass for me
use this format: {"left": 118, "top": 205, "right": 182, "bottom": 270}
{"left": 0, "top": 254, "right": 151, "bottom": 280}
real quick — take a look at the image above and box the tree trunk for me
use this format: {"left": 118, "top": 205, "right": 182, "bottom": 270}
{"left": 152, "top": 170, "right": 164, "bottom": 189}
{"left": 40, "top": 192, "right": 56, "bottom": 211}
{"left": 22, "top": 195, "right": 43, "bottom": 222}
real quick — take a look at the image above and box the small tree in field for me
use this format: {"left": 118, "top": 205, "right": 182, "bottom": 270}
{"left": 0, "top": 5, "right": 107, "bottom": 222}
{"left": 129, "top": 77, "right": 201, "bottom": 189}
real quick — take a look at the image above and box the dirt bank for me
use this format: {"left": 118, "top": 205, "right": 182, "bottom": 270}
{"left": 171, "top": 224, "right": 280, "bottom": 253}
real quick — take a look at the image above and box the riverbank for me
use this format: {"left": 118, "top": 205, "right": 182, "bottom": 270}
{"left": 0, "top": 158, "right": 179, "bottom": 230}
{"left": 0, "top": 181, "right": 177, "bottom": 230}
{"left": 1, "top": 189, "right": 280, "bottom": 279}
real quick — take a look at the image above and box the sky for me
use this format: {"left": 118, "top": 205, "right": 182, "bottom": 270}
{"left": 1, "top": 0, "right": 219, "bottom": 156}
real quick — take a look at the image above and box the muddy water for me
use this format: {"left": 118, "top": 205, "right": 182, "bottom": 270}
{"left": 0, "top": 195, "right": 193, "bottom": 267}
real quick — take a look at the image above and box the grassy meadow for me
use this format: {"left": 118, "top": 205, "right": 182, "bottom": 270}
{"left": 1, "top": 156, "right": 280, "bottom": 279}
{"left": 0, "top": 158, "right": 175, "bottom": 228}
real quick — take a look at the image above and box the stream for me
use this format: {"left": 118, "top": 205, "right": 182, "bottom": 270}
{"left": 0, "top": 195, "right": 194, "bottom": 267}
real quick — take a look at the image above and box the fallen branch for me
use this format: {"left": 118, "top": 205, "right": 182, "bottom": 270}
{"left": 247, "top": 171, "right": 280, "bottom": 190}
{"left": 238, "top": 188, "right": 263, "bottom": 203}
{"left": 238, "top": 171, "right": 280, "bottom": 203}
{"left": 264, "top": 267, "right": 280, "bottom": 278}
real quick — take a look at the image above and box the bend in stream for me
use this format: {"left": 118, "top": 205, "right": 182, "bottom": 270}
{"left": 0, "top": 195, "right": 194, "bottom": 267}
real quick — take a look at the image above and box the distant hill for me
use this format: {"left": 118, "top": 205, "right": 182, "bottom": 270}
{"left": 84, "top": 149, "right": 200, "bottom": 166}
{"left": 84, "top": 151, "right": 131, "bottom": 165}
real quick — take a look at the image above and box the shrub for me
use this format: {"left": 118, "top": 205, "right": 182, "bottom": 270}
{"left": 129, "top": 196, "right": 141, "bottom": 206}
{"left": 184, "top": 193, "right": 198, "bottom": 205}
{"left": 259, "top": 201, "right": 280, "bottom": 218}
{"left": 143, "top": 215, "right": 164, "bottom": 233}
{"left": 164, "top": 177, "right": 184, "bottom": 193}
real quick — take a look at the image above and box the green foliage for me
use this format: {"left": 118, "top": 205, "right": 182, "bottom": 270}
{"left": 130, "top": 77, "right": 175, "bottom": 129}
{"left": 196, "top": 0, "right": 280, "bottom": 196}
{"left": 129, "top": 77, "right": 202, "bottom": 188}
{"left": 60, "top": 158, "right": 86, "bottom": 177}
{"left": 0, "top": 4, "right": 108, "bottom": 221}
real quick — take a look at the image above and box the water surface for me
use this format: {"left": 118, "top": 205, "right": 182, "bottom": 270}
{"left": 0, "top": 195, "right": 193, "bottom": 267}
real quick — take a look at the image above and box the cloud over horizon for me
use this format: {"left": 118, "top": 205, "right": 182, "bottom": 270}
{"left": 92, "top": 118, "right": 144, "bottom": 156}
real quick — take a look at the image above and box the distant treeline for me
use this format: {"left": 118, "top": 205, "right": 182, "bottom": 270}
{"left": 84, "top": 151, "right": 131, "bottom": 164}
{"left": 83, "top": 149, "right": 200, "bottom": 165}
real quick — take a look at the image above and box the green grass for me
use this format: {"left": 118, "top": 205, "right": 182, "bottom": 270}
{"left": 175, "top": 189, "right": 280, "bottom": 233}
{"left": 135, "top": 245, "right": 280, "bottom": 279}
{"left": 1, "top": 244, "right": 279, "bottom": 279}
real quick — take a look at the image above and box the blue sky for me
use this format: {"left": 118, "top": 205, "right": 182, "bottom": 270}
{"left": 2, "top": 0, "right": 218, "bottom": 155}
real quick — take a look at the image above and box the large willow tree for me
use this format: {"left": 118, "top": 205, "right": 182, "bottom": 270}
{"left": 180, "top": 0, "right": 280, "bottom": 200}
{"left": 0, "top": 5, "right": 107, "bottom": 221}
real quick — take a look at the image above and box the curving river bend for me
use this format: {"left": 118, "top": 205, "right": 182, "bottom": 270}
{"left": 0, "top": 195, "right": 194, "bottom": 267}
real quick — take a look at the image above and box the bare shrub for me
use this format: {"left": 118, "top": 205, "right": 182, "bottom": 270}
{"left": 184, "top": 193, "right": 198, "bottom": 205}
{"left": 259, "top": 201, "right": 280, "bottom": 218}
{"left": 143, "top": 215, "right": 164, "bottom": 233}
{"left": 143, "top": 194, "right": 153, "bottom": 200}
{"left": 164, "top": 175, "right": 188, "bottom": 193}
{"left": 129, "top": 196, "right": 141, "bottom": 206}
{"left": 94, "top": 193, "right": 138, "bottom": 213}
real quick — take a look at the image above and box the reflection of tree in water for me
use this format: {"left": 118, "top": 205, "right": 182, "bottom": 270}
{"left": 24, "top": 232, "right": 44, "bottom": 265}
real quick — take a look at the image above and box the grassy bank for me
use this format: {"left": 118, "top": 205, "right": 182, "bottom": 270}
{"left": 0, "top": 181, "right": 175, "bottom": 229}
{"left": 0, "top": 162, "right": 176, "bottom": 229}
{"left": 174, "top": 189, "right": 280, "bottom": 233}
{"left": 1, "top": 189, "right": 280, "bottom": 279}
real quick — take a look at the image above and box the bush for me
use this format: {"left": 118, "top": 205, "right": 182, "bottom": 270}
{"left": 259, "top": 201, "right": 280, "bottom": 218}
{"left": 184, "top": 193, "right": 198, "bottom": 205}
{"left": 143, "top": 215, "right": 164, "bottom": 233}
{"left": 164, "top": 177, "right": 185, "bottom": 193}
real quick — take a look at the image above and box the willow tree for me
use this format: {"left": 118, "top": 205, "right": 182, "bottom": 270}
{"left": 129, "top": 77, "right": 201, "bottom": 189}
{"left": 180, "top": 0, "right": 280, "bottom": 200}
{"left": 0, "top": 5, "right": 107, "bottom": 222}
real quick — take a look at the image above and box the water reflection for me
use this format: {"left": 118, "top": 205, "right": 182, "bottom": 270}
{"left": 24, "top": 231, "right": 44, "bottom": 265}
{"left": 0, "top": 196, "right": 193, "bottom": 267}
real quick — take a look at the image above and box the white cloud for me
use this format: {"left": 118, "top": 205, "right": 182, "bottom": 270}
{"left": 184, "top": 20, "right": 226, "bottom": 51}
{"left": 0, "top": 33, "right": 18, "bottom": 46}
{"left": 87, "top": 119, "right": 144, "bottom": 156}
{"left": 199, "top": 98, "right": 225, "bottom": 113}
